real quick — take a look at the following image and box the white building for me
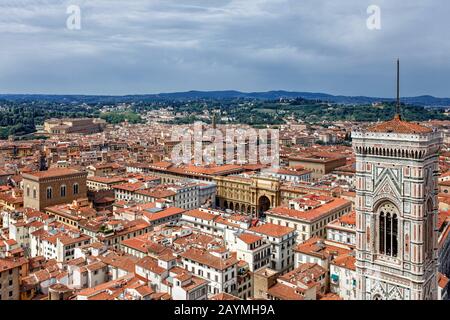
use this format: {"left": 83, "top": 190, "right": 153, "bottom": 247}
{"left": 114, "top": 181, "right": 207, "bottom": 211}
{"left": 261, "top": 167, "right": 312, "bottom": 183}
{"left": 171, "top": 273, "right": 208, "bottom": 300}
{"left": 266, "top": 195, "right": 352, "bottom": 242}
{"left": 30, "top": 226, "right": 91, "bottom": 262}
{"left": 180, "top": 247, "right": 238, "bottom": 296}
{"left": 248, "top": 223, "right": 296, "bottom": 273}
{"left": 181, "top": 209, "right": 220, "bottom": 235}
{"left": 71, "top": 261, "right": 108, "bottom": 289}
{"left": 326, "top": 211, "right": 356, "bottom": 247}
{"left": 330, "top": 253, "right": 357, "bottom": 300}
{"left": 235, "top": 233, "right": 271, "bottom": 272}
{"left": 294, "top": 237, "right": 351, "bottom": 271}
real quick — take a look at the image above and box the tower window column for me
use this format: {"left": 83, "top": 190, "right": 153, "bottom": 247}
{"left": 378, "top": 203, "right": 398, "bottom": 258}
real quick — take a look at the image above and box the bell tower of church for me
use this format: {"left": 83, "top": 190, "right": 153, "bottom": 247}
{"left": 352, "top": 60, "right": 442, "bottom": 300}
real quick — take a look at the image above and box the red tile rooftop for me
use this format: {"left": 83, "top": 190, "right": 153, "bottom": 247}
{"left": 438, "top": 272, "right": 449, "bottom": 289}
{"left": 279, "top": 263, "right": 326, "bottom": 287}
{"left": 87, "top": 176, "right": 127, "bottom": 184}
{"left": 294, "top": 237, "right": 350, "bottom": 259}
{"left": 367, "top": 114, "right": 432, "bottom": 134}
{"left": 76, "top": 274, "right": 136, "bottom": 297}
{"left": 336, "top": 211, "right": 356, "bottom": 226}
{"left": 112, "top": 182, "right": 145, "bottom": 192}
{"left": 210, "top": 293, "right": 241, "bottom": 300}
{"left": 332, "top": 253, "right": 356, "bottom": 271}
{"left": 238, "top": 233, "right": 262, "bottom": 244}
{"left": 249, "top": 223, "right": 294, "bottom": 238}
{"left": 23, "top": 168, "right": 84, "bottom": 179}
{"left": 148, "top": 161, "right": 173, "bottom": 169}
{"left": 136, "top": 256, "right": 166, "bottom": 275}
{"left": 183, "top": 209, "right": 218, "bottom": 221}
{"left": 142, "top": 206, "right": 185, "bottom": 222}
{"left": 136, "top": 188, "right": 176, "bottom": 198}
{"left": 319, "top": 293, "right": 343, "bottom": 300}
{"left": 268, "top": 198, "right": 350, "bottom": 222}
{"left": 0, "top": 257, "right": 28, "bottom": 272}
{"left": 180, "top": 248, "right": 238, "bottom": 270}
{"left": 267, "top": 282, "right": 305, "bottom": 300}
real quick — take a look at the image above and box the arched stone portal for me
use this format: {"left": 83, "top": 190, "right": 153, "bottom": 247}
{"left": 258, "top": 196, "right": 271, "bottom": 217}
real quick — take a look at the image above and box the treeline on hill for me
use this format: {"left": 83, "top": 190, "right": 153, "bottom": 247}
{"left": 167, "top": 98, "right": 449, "bottom": 125}
{"left": 284, "top": 99, "right": 449, "bottom": 122}
{"left": 0, "top": 100, "right": 100, "bottom": 139}
{"left": 0, "top": 100, "right": 145, "bottom": 139}
{"left": 99, "top": 111, "right": 143, "bottom": 124}
{"left": 0, "top": 97, "right": 448, "bottom": 139}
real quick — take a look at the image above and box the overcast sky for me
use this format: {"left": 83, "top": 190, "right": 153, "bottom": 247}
{"left": 0, "top": 0, "right": 449, "bottom": 96}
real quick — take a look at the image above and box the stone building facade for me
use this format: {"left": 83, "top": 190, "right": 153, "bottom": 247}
{"left": 352, "top": 115, "right": 442, "bottom": 300}
{"left": 214, "top": 176, "right": 281, "bottom": 217}
{"left": 23, "top": 168, "right": 88, "bottom": 211}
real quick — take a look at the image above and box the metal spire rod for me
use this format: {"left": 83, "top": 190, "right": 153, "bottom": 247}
{"left": 396, "top": 59, "right": 400, "bottom": 117}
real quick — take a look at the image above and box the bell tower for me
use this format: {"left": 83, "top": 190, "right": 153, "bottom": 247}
{"left": 352, "top": 60, "right": 442, "bottom": 300}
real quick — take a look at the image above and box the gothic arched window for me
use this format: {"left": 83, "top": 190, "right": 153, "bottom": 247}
{"left": 46, "top": 187, "right": 53, "bottom": 199}
{"left": 73, "top": 183, "right": 79, "bottom": 195}
{"left": 425, "top": 199, "right": 434, "bottom": 259}
{"left": 378, "top": 202, "right": 399, "bottom": 257}
{"left": 60, "top": 185, "right": 66, "bottom": 197}
{"left": 379, "top": 212, "right": 385, "bottom": 253}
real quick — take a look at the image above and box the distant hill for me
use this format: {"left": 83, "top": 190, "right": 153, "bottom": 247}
{"left": 1, "top": 91, "right": 450, "bottom": 107}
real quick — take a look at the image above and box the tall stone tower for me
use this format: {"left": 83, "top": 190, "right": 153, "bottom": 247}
{"left": 352, "top": 61, "right": 442, "bottom": 300}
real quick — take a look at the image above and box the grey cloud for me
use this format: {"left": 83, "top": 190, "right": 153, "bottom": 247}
{"left": 0, "top": 0, "right": 448, "bottom": 96}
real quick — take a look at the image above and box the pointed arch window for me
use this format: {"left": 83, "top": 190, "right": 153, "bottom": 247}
{"left": 46, "top": 187, "right": 53, "bottom": 199}
{"left": 60, "top": 185, "right": 66, "bottom": 197}
{"left": 73, "top": 183, "right": 79, "bottom": 195}
{"left": 425, "top": 199, "right": 434, "bottom": 259}
{"left": 392, "top": 214, "right": 398, "bottom": 257}
{"left": 379, "top": 212, "right": 385, "bottom": 253}
{"left": 378, "top": 202, "right": 398, "bottom": 257}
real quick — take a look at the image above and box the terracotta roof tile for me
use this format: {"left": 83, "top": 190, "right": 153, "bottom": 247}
{"left": 367, "top": 115, "right": 432, "bottom": 134}
{"left": 250, "top": 223, "right": 294, "bottom": 238}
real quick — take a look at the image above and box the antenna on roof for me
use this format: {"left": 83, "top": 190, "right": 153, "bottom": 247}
{"left": 395, "top": 58, "right": 401, "bottom": 120}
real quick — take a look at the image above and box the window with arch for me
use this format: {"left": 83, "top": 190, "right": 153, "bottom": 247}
{"left": 73, "top": 183, "right": 79, "bottom": 195}
{"left": 60, "top": 185, "right": 66, "bottom": 197}
{"left": 424, "top": 199, "right": 434, "bottom": 259}
{"left": 378, "top": 202, "right": 399, "bottom": 257}
{"left": 46, "top": 187, "right": 53, "bottom": 199}
{"left": 33, "top": 188, "right": 37, "bottom": 199}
